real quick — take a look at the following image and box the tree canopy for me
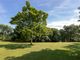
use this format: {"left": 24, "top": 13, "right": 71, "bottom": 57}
{"left": 10, "top": 1, "right": 48, "bottom": 44}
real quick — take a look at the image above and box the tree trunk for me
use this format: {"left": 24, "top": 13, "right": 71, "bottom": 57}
{"left": 30, "top": 39, "right": 33, "bottom": 45}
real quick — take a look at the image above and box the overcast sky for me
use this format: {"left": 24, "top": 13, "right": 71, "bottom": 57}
{"left": 0, "top": 0, "right": 80, "bottom": 29}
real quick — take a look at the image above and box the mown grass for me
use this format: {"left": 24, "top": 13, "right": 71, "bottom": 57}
{"left": 0, "top": 41, "right": 80, "bottom": 60}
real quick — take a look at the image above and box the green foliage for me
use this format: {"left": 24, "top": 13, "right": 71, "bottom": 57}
{"left": 47, "top": 28, "right": 60, "bottom": 42}
{"left": 60, "top": 24, "right": 80, "bottom": 42}
{"left": 0, "top": 24, "right": 13, "bottom": 41}
{"left": 10, "top": 1, "right": 48, "bottom": 43}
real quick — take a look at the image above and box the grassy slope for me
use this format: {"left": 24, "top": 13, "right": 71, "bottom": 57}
{"left": 0, "top": 41, "right": 80, "bottom": 60}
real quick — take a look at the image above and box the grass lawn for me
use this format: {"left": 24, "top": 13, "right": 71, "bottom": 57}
{"left": 0, "top": 41, "right": 80, "bottom": 60}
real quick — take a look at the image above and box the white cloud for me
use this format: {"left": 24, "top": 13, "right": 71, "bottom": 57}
{"left": 48, "top": 0, "right": 71, "bottom": 15}
{"left": 48, "top": 0, "right": 80, "bottom": 17}
{"left": 47, "top": 0, "right": 80, "bottom": 29}
{"left": 55, "top": 0, "right": 70, "bottom": 9}
{"left": 47, "top": 9, "right": 80, "bottom": 29}
{"left": 47, "top": 18, "right": 80, "bottom": 29}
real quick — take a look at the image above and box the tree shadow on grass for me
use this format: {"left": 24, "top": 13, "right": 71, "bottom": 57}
{"left": 65, "top": 43, "right": 80, "bottom": 51}
{"left": 0, "top": 44, "right": 33, "bottom": 50}
{"left": 64, "top": 43, "right": 80, "bottom": 59}
{"left": 5, "top": 48, "right": 80, "bottom": 60}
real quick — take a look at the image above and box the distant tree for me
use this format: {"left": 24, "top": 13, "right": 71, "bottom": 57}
{"left": 0, "top": 24, "right": 13, "bottom": 41}
{"left": 78, "top": 7, "right": 80, "bottom": 22}
{"left": 52, "top": 28, "right": 60, "bottom": 42}
{"left": 60, "top": 24, "right": 80, "bottom": 42}
{"left": 10, "top": 1, "right": 48, "bottom": 44}
{"left": 59, "top": 29, "right": 66, "bottom": 42}
{"left": 47, "top": 28, "right": 60, "bottom": 42}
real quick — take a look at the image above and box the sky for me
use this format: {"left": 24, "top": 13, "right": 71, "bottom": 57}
{"left": 0, "top": 0, "right": 80, "bottom": 29}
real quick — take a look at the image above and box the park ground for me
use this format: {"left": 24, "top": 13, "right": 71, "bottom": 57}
{"left": 0, "top": 41, "right": 80, "bottom": 60}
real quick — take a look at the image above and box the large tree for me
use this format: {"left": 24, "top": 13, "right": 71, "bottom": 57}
{"left": 10, "top": 1, "right": 48, "bottom": 44}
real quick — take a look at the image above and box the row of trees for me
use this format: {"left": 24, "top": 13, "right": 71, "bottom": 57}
{"left": 0, "top": 24, "right": 80, "bottom": 42}
{"left": 60, "top": 25, "right": 80, "bottom": 42}
{"left": 0, "top": 1, "right": 80, "bottom": 44}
